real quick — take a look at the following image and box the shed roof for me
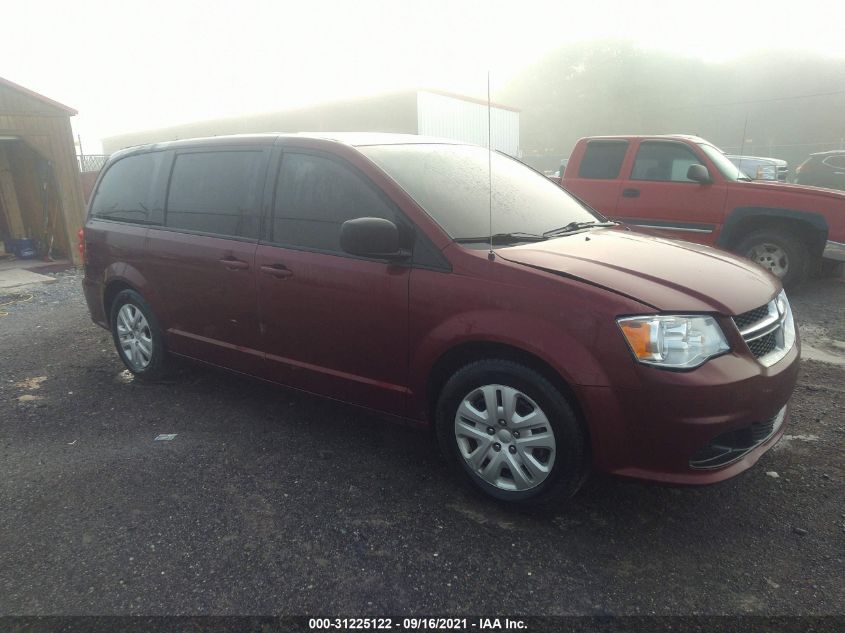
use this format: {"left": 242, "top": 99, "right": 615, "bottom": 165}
{"left": 0, "top": 76, "right": 77, "bottom": 115}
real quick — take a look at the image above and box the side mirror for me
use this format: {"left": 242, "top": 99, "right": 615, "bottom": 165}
{"left": 687, "top": 164, "right": 712, "bottom": 183}
{"left": 340, "top": 217, "right": 409, "bottom": 260}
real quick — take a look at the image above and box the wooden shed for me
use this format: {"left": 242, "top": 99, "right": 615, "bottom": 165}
{"left": 0, "top": 76, "right": 86, "bottom": 265}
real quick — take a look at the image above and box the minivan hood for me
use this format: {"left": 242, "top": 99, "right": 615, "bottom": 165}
{"left": 498, "top": 227, "right": 778, "bottom": 314}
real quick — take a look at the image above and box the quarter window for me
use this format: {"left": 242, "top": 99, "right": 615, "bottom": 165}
{"left": 166, "top": 151, "right": 263, "bottom": 239}
{"left": 823, "top": 155, "right": 845, "bottom": 169}
{"left": 271, "top": 152, "right": 397, "bottom": 253}
{"left": 91, "top": 152, "right": 167, "bottom": 224}
{"left": 578, "top": 141, "right": 629, "bottom": 179}
{"left": 632, "top": 142, "right": 704, "bottom": 182}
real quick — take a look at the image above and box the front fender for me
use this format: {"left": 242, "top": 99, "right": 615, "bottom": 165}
{"left": 407, "top": 308, "right": 625, "bottom": 419}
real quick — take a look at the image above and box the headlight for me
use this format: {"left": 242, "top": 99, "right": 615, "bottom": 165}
{"left": 778, "top": 289, "right": 796, "bottom": 353}
{"left": 617, "top": 314, "right": 730, "bottom": 369}
{"left": 756, "top": 165, "right": 777, "bottom": 180}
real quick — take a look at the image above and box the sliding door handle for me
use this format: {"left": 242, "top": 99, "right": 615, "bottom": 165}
{"left": 622, "top": 188, "right": 640, "bottom": 198}
{"left": 219, "top": 258, "right": 249, "bottom": 270}
{"left": 260, "top": 264, "right": 293, "bottom": 279}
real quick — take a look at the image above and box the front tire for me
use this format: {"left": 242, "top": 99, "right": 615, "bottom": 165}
{"left": 435, "top": 359, "right": 588, "bottom": 505}
{"left": 110, "top": 289, "right": 171, "bottom": 382}
{"left": 735, "top": 229, "right": 809, "bottom": 288}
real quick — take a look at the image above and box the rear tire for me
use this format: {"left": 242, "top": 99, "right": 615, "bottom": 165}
{"left": 109, "top": 289, "right": 171, "bottom": 382}
{"left": 735, "top": 229, "right": 809, "bottom": 288}
{"left": 435, "top": 359, "right": 588, "bottom": 506}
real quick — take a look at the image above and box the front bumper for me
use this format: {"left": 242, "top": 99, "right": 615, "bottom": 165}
{"left": 823, "top": 239, "right": 845, "bottom": 262}
{"left": 577, "top": 339, "right": 800, "bottom": 485}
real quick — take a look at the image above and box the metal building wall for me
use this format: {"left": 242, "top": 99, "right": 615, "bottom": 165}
{"left": 416, "top": 91, "right": 520, "bottom": 157}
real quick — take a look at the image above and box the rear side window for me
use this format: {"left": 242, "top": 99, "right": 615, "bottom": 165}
{"left": 270, "top": 152, "right": 397, "bottom": 253}
{"left": 166, "top": 151, "right": 264, "bottom": 239}
{"left": 90, "top": 152, "right": 166, "bottom": 224}
{"left": 823, "top": 155, "right": 845, "bottom": 168}
{"left": 578, "top": 141, "right": 629, "bottom": 179}
{"left": 632, "top": 142, "right": 703, "bottom": 182}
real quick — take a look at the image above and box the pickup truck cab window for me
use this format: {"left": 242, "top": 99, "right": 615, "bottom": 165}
{"left": 631, "top": 141, "right": 703, "bottom": 183}
{"left": 578, "top": 140, "right": 628, "bottom": 179}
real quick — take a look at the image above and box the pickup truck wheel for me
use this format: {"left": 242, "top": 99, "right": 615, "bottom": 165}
{"left": 110, "top": 289, "right": 171, "bottom": 382}
{"left": 435, "top": 359, "right": 587, "bottom": 506}
{"left": 735, "top": 229, "right": 809, "bottom": 288}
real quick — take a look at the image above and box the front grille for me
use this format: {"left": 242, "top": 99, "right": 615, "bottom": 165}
{"left": 732, "top": 297, "right": 790, "bottom": 366}
{"left": 690, "top": 407, "right": 786, "bottom": 469}
{"left": 747, "top": 331, "right": 778, "bottom": 358}
{"left": 734, "top": 304, "right": 770, "bottom": 331}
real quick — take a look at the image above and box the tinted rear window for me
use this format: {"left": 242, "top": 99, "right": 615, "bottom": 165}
{"left": 90, "top": 152, "right": 166, "bottom": 224}
{"left": 166, "top": 151, "right": 264, "bottom": 239}
{"left": 578, "top": 141, "right": 629, "bottom": 179}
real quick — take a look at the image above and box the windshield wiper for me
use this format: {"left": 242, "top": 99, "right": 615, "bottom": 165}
{"left": 543, "top": 220, "right": 616, "bottom": 237}
{"left": 454, "top": 232, "right": 548, "bottom": 245}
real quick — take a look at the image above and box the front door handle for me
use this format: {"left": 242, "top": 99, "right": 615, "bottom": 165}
{"left": 622, "top": 188, "right": 640, "bottom": 198}
{"left": 260, "top": 264, "right": 293, "bottom": 279}
{"left": 219, "top": 258, "right": 249, "bottom": 270}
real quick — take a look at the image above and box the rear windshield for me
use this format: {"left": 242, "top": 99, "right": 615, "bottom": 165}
{"left": 359, "top": 144, "right": 601, "bottom": 240}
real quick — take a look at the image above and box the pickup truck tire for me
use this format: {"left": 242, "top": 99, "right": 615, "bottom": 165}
{"left": 435, "top": 359, "right": 587, "bottom": 506}
{"left": 735, "top": 229, "right": 809, "bottom": 288}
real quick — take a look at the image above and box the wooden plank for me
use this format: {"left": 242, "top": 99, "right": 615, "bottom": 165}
{"left": 0, "top": 145, "right": 25, "bottom": 237}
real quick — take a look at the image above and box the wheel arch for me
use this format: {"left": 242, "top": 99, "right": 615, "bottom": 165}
{"left": 425, "top": 341, "right": 589, "bottom": 441}
{"left": 103, "top": 279, "right": 135, "bottom": 320}
{"left": 101, "top": 264, "right": 165, "bottom": 325}
{"left": 718, "top": 207, "right": 828, "bottom": 258}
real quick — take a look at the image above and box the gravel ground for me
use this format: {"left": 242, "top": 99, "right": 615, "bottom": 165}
{"left": 0, "top": 270, "right": 843, "bottom": 617}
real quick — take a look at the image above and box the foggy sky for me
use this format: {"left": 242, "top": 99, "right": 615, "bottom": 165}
{"left": 3, "top": 0, "right": 843, "bottom": 153}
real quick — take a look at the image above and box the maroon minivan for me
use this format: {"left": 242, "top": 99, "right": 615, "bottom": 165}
{"left": 82, "top": 133, "right": 799, "bottom": 504}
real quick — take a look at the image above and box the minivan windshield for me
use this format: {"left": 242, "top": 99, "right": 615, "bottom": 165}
{"left": 360, "top": 144, "right": 606, "bottom": 242}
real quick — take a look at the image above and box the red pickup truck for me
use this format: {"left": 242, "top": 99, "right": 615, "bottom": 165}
{"left": 552, "top": 135, "right": 845, "bottom": 286}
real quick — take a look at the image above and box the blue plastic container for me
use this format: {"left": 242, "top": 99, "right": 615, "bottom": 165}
{"left": 8, "top": 238, "right": 37, "bottom": 259}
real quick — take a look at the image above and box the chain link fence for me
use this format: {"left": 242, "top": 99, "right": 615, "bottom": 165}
{"left": 77, "top": 154, "right": 109, "bottom": 173}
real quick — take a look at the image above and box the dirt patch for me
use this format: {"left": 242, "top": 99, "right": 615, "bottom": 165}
{"left": 14, "top": 376, "right": 47, "bottom": 390}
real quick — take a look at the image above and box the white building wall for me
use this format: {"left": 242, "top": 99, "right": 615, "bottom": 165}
{"left": 416, "top": 91, "right": 520, "bottom": 157}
